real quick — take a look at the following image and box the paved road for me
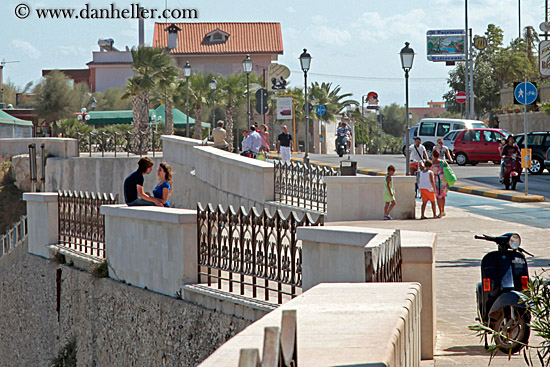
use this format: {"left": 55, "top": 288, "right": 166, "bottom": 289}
{"left": 299, "top": 153, "right": 550, "bottom": 199}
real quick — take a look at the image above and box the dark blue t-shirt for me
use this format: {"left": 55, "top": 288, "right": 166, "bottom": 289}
{"left": 123, "top": 170, "right": 144, "bottom": 204}
{"left": 153, "top": 181, "right": 171, "bottom": 207}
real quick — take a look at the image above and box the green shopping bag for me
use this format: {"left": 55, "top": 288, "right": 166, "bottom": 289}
{"left": 441, "top": 160, "right": 457, "bottom": 187}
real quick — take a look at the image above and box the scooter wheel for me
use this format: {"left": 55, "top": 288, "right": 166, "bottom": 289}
{"left": 491, "top": 308, "right": 530, "bottom": 355}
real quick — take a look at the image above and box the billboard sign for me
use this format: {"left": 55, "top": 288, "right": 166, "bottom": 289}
{"left": 427, "top": 29, "right": 466, "bottom": 62}
{"left": 276, "top": 97, "right": 293, "bottom": 120}
{"left": 366, "top": 91, "right": 378, "bottom": 105}
{"left": 539, "top": 40, "right": 550, "bottom": 76}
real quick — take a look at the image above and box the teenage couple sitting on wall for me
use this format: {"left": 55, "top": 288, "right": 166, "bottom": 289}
{"left": 123, "top": 157, "right": 173, "bottom": 207}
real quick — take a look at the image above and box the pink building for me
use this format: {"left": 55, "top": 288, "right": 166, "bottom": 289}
{"left": 153, "top": 22, "right": 284, "bottom": 76}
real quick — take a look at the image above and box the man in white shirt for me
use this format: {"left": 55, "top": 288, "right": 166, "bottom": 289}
{"left": 409, "top": 137, "right": 429, "bottom": 175}
{"left": 249, "top": 126, "right": 262, "bottom": 155}
{"left": 241, "top": 130, "right": 251, "bottom": 155}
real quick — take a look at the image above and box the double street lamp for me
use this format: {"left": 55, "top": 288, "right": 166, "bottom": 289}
{"left": 183, "top": 61, "right": 192, "bottom": 137}
{"left": 209, "top": 78, "right": 217, "bottom": 129}
{"left": 299, "top": 48, "right": 312, "bottom": 164}
{"left": 242, "top": 54, "right": 253, "bottom": 130}
{"left": 400, "top": 42, "right": 415, "bottom": 176}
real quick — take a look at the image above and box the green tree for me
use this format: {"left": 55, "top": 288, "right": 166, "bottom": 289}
{"left": 155, "top": 64, "right": 180, "bottom": 135}
{"left": 186, "top": 72, "right": 214, "bottom": 140}
{"left": 219, "top": 73, "right": 246, "bottom": 151}
{"left": 379, "top": 103, "right": 406, "bottom": 137}
{"left": 93, "top": 87, "right": 132, "bottom": 111}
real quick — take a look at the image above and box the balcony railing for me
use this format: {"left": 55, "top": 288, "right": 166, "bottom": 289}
{"left": 274, "top": 161, "right": 337, "bottom": 213}
{"left": 58, "top": 190, "right": 118, "bottom": 259}
{"left": 197, "top": 203, "right": 324, "bottom": 304}
{"left": 77, "top": 130, "right": 162, "bottom": 157}
{"left": 0, "top": 215, "right": 27, "bottom": 258}
{"left": 365, "top": 229, "right": 402, "bottom": 282}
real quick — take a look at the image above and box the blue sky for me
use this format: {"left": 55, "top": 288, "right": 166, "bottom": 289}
{"left": 1, "top": 0, "right": 543, "bottom": 107}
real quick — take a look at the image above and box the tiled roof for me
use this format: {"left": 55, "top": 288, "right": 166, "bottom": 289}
{"left": 153, "top": 22, "right": 283, "bottom": 55}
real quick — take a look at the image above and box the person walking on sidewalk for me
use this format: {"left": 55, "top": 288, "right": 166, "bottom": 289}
{"left": 432, "top": 149, "right": 448, "bottom": 218}
{"left": 419, "top": 160, "right": 438, "bottom": 219}
{"left": 383, "top": 165, "right": 396, "bottom": 220}
{"left": 277, "top": 125, "right": 293, "bottom": 163}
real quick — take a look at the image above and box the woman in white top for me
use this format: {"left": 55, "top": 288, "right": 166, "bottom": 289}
{"left": 432, "top": 137, "right": 453, "bottom": 162}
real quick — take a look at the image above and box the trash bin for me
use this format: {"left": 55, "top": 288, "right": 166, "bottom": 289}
{"left": 340, "top": 159, "right": 357, "bottom": 176}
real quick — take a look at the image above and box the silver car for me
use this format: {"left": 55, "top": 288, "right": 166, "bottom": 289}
{"left": 441, "top": 129, "right": 462, "bottom": 153}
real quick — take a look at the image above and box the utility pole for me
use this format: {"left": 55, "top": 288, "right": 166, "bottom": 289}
{"left": 464, "top": 0, "right": 470, "bottom": 119}
{"left": 469, "top": 29, "right": 475, "bottom": 118}
{"left": 0, "top": 59, "right": 21, "bottom": 106}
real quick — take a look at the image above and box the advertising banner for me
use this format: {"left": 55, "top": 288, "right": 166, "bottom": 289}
{"left": 276, "top": 97, "right": 293, "bottom": 120}
{"left": 427, "top": 30, "right": 466, "bottom": 62}
{"left": 539, "top": 40, "right": 550, "bottom": 76}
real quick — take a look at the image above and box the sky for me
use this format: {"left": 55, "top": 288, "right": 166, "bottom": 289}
{"left": 0, "top": 0, "right": 545, "bottom": 108}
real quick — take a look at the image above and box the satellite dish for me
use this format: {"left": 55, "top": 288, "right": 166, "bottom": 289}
{"left": 540, "top": 22, "right": 550, "bottom": 32}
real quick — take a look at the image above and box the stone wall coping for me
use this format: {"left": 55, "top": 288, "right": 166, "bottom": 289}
{"left": 297, "top": 226, "right": 377, "bottom": 247}
{"left": 101, "top": 204, "right": 197, "bottom": 224}
{"left": 325, "top": 175, "right": 416, "bottom": 184}
{"left": 298, "top": 225, "right": 435, "bottom": 263}
{"left": 161, "top": 135, "right": 204, "bottom": 146}
{"left": 23, "top": 192, "right": 58, "bottom": 202}
{"left": 199, "top": 282, "right": 422, "bottom": 367}
{"left": 193, "top": 146, "right": 273, "bottom": 171}
{"left": 0, "top": 137, "right": 76, "bottom": 143}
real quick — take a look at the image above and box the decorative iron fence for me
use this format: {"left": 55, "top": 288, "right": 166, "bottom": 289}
{"left": 77, "top": 130, "right": 162, "bottom": 157}
{"left": 58, "top": 190, "right": 118, "bottom": 259}
{"left": 274, "top": 160, "right": 337, "bottom": 213}
{"left": 0, "top": 215, "right": 27, "bottom": 258}
{"left": 197, "top": 203, "right": 324, "bottom": 304}
{"left": 365, "top": 229, "right": 402, "bottom": 282}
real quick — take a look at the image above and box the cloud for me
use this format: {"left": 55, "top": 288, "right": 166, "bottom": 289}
{"left": 55, "top": 45, "right": 88, "bottom": 57}
{"left": 11, "top": 40, "right": 41, "bottom": 59}
{"left": 309, "top": 25, "right": 352, "bottom": 46}
{"left": 352, "top": 9, "right": 429, "bottom": 42}
{"left": 286, "top": 6, "right": 296, "bottom": 13}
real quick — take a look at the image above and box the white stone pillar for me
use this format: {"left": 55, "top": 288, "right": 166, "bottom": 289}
{"left": 101, "top": 205, "right": 197, "bottom": 297}
{"left": 23, "top": 192, "right": 58, "bottom": 258}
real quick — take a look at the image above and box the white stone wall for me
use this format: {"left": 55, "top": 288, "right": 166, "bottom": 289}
{"left": 0, "top": 137, "right": 79, "bottom": 158}
{"left": 498, "top": 111, "right": 550, "bottom": 134}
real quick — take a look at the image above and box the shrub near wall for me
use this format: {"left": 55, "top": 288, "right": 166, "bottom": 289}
{"left": 0, "top": 254, "right": 251, "bottom": 367}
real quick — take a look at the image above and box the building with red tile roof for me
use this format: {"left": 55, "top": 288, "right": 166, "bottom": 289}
{"left": 153, "top": 22, "right": 284, "bottom": 76}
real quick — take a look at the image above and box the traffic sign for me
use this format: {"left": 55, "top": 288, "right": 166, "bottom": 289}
{"left": 303, "top": 103, "right": 313, "bottom": 113}
{"left": 456, "top": 91, "right": 467, "bottom": 104}
{"left": 521, "top": 149, "right": 532, "bottom": 169}
{"left": 316, "top": 105, "right": 326, "bottom": 116}
{"left": 514, "top": 82, "right": 538, "bottom": 105}
{"left": 473, "top": 36, "right": 487, "bottom": 51}
{"left": 255, "top": 88, "right": 268, "bottom": 114}
{"left": 539, "top": 40, "right": 550, "bottom": 76}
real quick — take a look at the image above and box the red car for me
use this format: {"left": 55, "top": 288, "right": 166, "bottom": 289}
{"left": 453, "top": 128, "right": 509, "bottom": 166}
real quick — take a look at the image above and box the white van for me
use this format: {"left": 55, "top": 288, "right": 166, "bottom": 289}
{"left": 415, "top": 118, "right": 488, "bottom": 154}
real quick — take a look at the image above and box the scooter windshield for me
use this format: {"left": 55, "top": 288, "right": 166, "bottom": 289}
{"left": 501, "top": 263, "right": 515, "bottom": 289}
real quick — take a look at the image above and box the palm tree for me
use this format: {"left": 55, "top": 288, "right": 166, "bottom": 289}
{"left": 155, "top": 65, "right": 180, "bottom": 135}
{"left": 186, "top": 73, "right": 214, "bottom": 140}
{"left": 309, "top": 82, "right": 357, "bottom": 122}
{"left": 123, "top": 46, "right": 175, "bottom": 151}
{"left": 219, "top": 73, "right": 246, "bottom": 151}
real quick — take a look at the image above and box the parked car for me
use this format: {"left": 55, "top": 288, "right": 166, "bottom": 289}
{"left": 415, "top": 118, "right": 488, "bottom": 154}
{"left": 441, "top": 129, "right": 462, "bottom": 155}
{"left": 545, "top": 147, "right": 550, "bottom": 172}
{"left": 513, "top": 132, "right": 550, "bottom": 174}
{"left": 401, "top": 123, "right": 419, "bottom": 155}
{"left": 453, "top": 128, "right": 509, "bottom": 166}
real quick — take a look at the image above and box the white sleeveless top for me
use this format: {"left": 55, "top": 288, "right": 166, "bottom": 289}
{"left": 419, "top": 170, "right": 433, "bottom": 191}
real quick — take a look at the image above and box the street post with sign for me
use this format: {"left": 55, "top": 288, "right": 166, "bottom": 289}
{"left": 515, "top": 81, "right": 538, "bottom": 195}
{"left": 521, "top": 149, "right": 532, "bottom": 169}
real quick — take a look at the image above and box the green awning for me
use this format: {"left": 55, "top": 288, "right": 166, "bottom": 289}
{"left": 0, "top": 110, "right": 33, "bottom": 126}
{"left": 86, "top": 107, "right": 210, "bottom": 128}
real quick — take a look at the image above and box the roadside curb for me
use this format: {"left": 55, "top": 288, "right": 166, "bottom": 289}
{"left": 449, "top": 182, "right": 546, "bottom": 202}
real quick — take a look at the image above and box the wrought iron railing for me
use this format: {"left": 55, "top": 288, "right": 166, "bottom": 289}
{"left": 274, "top": 161, "right": 337, "bottom": 213}
{"left": 0, "top": 215, "right": 27, "bottom": 258}
{"left": 365, "top": 229, "right": 402, "bottom": 282}
{"left": 197, "top": 203, "right": 324, "bottom": 304}
{"left": 57, "top": 190, "right": 118, "bottom": 259}
{"left": 76, "top": 130, "right": 162, "bottom": 157}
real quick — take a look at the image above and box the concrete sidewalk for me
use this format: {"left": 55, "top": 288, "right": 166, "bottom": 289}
{"left": 331, "top": 200, "right": 550, "bottom": 366}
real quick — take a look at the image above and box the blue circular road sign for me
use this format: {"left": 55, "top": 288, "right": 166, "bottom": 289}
{"left": 514, "top": 82, "right": 538, "bottom": 105}
{"left": 316, "top": 105, "right": 326, "bottom": 115}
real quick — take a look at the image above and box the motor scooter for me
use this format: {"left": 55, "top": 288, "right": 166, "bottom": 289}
{"left": 503, "top": 153, "right": 522, "bottom": 190}
{"left": 475, "top": 233, "right": 533, "bottom": 354}
{"left": 336, "top": 132, "right": 349, "bottom": 158}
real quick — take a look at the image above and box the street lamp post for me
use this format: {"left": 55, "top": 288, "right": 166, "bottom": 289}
{"left": 242, "top": 54, "right": 253, "bottom": 130}
{"left": 376, "top": 108, "right": 381, "bottom": 155}
{"left": 209, "top": 78, "right": 217, "bottom": 130}
{"left": 400, "top": 42, "right": 415, "bottom": 176}
{"left": 183, "top": 61, "right": 192, "bottom": 137}
{"left": 299, "top": 49, "right": 312, "bottom": 164}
